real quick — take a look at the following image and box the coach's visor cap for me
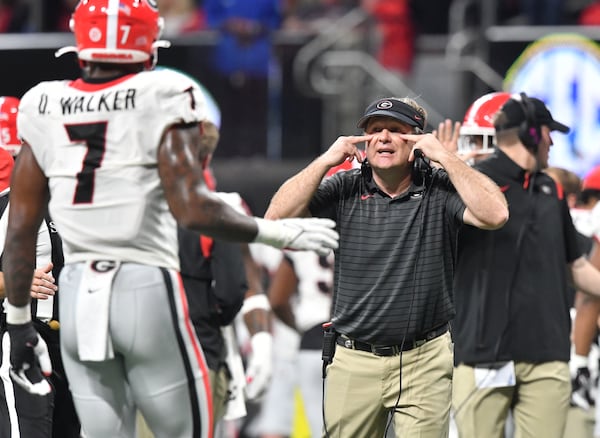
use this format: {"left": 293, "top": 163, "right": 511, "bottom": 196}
{"left": 357, "top": 98, "right": 425, "bottom": 131}
{"left": 495, "top": 96, "right": 570, "bottom": 133}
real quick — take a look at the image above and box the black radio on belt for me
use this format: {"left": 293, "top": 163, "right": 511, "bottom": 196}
{"left": 321, "top": 321, "right": 337, "bottom": 378}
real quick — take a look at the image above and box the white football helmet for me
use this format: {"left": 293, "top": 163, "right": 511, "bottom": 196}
{"left": 458, "top": 91, "right": 511, "bottom": 156}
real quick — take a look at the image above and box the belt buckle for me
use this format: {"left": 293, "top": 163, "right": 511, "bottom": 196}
{"left": 414, "top": 339, "right": 427, "bottom": 348}
{"left": 344, "top": 339, "right": 354, "bottom": 349}
{"left": 373, "top": 345, "right": 400, "bottom": 356}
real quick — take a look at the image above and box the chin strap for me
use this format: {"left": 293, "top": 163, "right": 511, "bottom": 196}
{"left": 54, "top": 46, "right": 77, "bottom": 58}
{"left": 54, "top": 39, "right": 171, "bottom": 68}
{"left": 150, "top": 40, "right": 171, "bottom": 68}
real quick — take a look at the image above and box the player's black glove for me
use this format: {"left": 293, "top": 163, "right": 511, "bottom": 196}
{"left": 7, "top": 321, "right": 52, "bottom": 395}
{"left": 571, "top": 366, "right": 595, "bottom": 410}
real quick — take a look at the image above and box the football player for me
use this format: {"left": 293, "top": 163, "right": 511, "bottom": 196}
{"left": 2, "top": 1, "right": 338, "bottom": 438}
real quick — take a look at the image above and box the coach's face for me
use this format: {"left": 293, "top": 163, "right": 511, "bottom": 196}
{"left": 364, "top": 117, "right": 414, "bottom": 173}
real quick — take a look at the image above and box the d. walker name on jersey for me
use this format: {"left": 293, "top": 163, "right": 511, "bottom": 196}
{"left": 60, "top": 88, "right": 136, "bottom": 115}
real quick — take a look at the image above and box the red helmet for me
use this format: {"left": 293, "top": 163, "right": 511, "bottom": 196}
{"left": 0, "top": 96, "right": 21, "bottom": 156}
{"left": 583, "top": 165, "right": 600, "bottom": 191}
{"left": 459, "top": 91, "right": 511, "bottom": 156}
{"left": 62, "top": 0, "right": 168, "bottom": 64}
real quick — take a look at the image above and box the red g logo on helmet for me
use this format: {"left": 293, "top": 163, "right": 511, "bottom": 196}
{"left": 69, "top": 0, "right": 165, "bottom": 64}
{"left": 0, "top": 96, "right": 21, "bottom": 156}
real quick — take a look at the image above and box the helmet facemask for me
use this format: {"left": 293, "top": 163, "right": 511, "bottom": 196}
{"left": 458, "top": 91, "right": 512, "bottom": 163}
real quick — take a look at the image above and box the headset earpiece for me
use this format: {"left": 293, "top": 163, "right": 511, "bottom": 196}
{"left": 517, "top": 92, "right": 541, "bottom": 151}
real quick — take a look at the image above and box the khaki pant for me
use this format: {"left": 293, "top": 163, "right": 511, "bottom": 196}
{"left": 563, "top": 406, "right": 595, "bottom": 438}
{"left": 452, "top": 361, "right": 570, "bottom": 438}
{"left": 210, "top": 365, "right": 231, "bottom": 424}
{"left": 323, "top": 331, "right": 453, "bottom": 438}
{"left": 136, "top": 367, "right": 230, "bottom": 438}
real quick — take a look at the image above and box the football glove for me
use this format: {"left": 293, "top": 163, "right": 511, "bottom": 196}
{"left": 254, "top": 217, "right": 338, "bottom": 256}
{"left": 571, "top": 366, "right": 595, "bottom": 410}
{"left": 244, "top": 331, "right": 273, "bottom": 401}
{"left": 7, "top": 322, "right": 52, "bottom": 396}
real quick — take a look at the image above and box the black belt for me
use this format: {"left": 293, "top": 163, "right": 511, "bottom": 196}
{"left": 336, "top": 324, "right": 449, "bottom": 356}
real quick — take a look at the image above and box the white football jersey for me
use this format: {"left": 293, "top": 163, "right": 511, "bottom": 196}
{"left": 17, "top": 69, "right": 208, "bottom": 270}
{"left": 571, "top": 204, "right": 600, "bottom": 241}
{"left": 285, "top": 250, "right": 334, "bottom": 333}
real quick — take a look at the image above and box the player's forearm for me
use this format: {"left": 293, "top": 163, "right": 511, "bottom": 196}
{"left": 572, "top": 291, "right": 600, "bottom": 355}
{"left": 242, "top": 293, "right": 271, "bottom": 336}
{"left": 159, "top": 126, "right": 260, "bottom": 241}
{"left": 243, "top": 308, "right": 270, "bottom": 336}
{"left": 572, "top": 256, "right": 600, "bottom": 298}
{"left": 3, "top": 233, "right": 36, "bottom": 307}
{"left": 264, "top": 156, "right": 329, "bottom": 220}
{"left": 182, "top": 194, "right": 260, "bottom": 241}
{"left": 271, "top": 303, "right": 297, "bottom": 331}
{"left": 0, "top": 272, "right": 5, "bottom": 299}
{"left": 242, "top": 244, "right": 265, "bottom": 294}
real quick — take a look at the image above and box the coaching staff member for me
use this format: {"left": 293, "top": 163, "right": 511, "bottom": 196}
{"left": 265, "top": 97, "right": 508, "bottom": 437}
{"left": 452, "top": 93, "right": 600, "bottom": 438}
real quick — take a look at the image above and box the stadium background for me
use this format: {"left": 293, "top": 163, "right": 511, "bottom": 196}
{"left": 1, "top": 1, "right": 599, "bottom": 216}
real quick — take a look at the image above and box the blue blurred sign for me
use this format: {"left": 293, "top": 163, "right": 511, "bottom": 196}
{"left": 504, "top": 33, "right": 600, "bottom": 177}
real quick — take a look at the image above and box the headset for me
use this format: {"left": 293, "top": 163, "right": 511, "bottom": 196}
{"left": 411, "top": 124, "right": 431, "bottom": 187}
{"left": 516, "top": 92, "right": 541, "bottom": 151}
{"left": 360, "top": 147, "right": 431, "bottom": 187}
{"left": 412, "top": 148, "right": 431, "bottom": 187}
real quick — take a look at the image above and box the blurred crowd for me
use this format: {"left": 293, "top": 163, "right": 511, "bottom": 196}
{"left": 4, "top": 0, "right": 600, "bottom": 35}
{"left": 3, "top": 0, "right": 600, "bottom": 82}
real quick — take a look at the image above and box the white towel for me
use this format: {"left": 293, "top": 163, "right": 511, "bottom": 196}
{"left": 76, "top": 261, "right": 121, "bottom": 361}
{"left": 35, "top": 297, "right": 54, "bottom": 322}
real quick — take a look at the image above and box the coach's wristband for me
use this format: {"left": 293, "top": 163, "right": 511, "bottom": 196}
{"left": 5, "top": 302, "right": 32, "bottom": 325}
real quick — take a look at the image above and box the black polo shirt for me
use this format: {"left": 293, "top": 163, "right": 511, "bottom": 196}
{"left": 309, "top": 166, "right": 465, "bottom": 345}
{"left": 453, "top": 149, "right": 581, "bottom": 365}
